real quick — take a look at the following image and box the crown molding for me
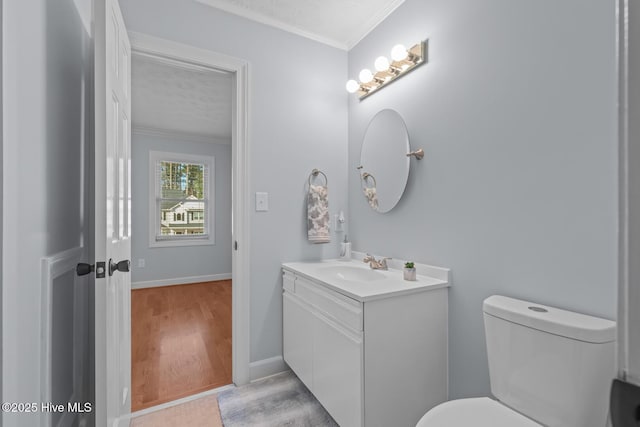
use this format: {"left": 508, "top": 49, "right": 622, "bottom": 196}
{"left": 194, "top": 0, "right": 406, "bottom": 51}
{"left": 195, "top": 0, "right": 347, "bottom": 49}
{"left": 345, "top": 0, "right": 405, "bottom": 50}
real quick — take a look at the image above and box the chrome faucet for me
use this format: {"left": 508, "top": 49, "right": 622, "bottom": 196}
{"left": 363, "top": 254, "right": 391, "bottom": 270}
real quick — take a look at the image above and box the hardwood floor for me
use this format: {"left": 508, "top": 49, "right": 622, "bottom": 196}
{"left": 131, "top": 280, "right": 232, "bottom": 411}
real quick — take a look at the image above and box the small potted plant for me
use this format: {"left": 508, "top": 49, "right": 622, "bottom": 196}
{"left": 403, "top": 261, "right": 416, "bottom": 281}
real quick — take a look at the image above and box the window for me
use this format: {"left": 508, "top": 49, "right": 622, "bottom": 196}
{"left": 189, "top": 211, "right": 204, "bottom": 222}
{"left": 149, "top": 151, "right": 215, "bottom": 247}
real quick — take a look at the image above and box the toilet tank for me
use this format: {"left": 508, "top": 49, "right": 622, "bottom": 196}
{"left": 483, "top": 295, "right": 616, "bottom": 427}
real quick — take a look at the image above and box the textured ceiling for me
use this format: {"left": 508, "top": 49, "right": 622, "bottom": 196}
{"left": 131, "top": 54, "right": 233, "bottom": 141}
{"left": 195, "top": 0, "right": 405, "bottom": 50}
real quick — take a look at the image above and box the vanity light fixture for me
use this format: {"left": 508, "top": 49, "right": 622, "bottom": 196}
{"left": 346, "top": 40, "right": 427, "bottom": 100}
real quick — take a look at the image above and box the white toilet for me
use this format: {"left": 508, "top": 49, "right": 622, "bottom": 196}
{"left": 417, "top": 295, "right": 616, "bottom": 427}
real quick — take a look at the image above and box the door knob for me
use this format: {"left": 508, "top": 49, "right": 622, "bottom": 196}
{"left": 109, "top": 259, "right": 130, "bottom": 276}
{"left": 76, "top": 263, "right": 94, "bottom": 276}
{"left": 76, "top": 261, "right": 106, "bottom": 278}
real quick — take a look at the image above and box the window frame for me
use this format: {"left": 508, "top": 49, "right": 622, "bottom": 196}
{"left": 148, "top": 150, "right": 215, "bottom": 248}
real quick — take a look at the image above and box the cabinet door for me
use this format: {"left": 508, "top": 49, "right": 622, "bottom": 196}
{"left": 283, "top": 293, "right": 314, "bottom": 389}
{"left": 313, "top": 314, "right": 363, "bottom": 427}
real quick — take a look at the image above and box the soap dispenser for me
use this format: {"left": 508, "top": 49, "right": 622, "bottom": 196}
{"left": 340, "top": 235, "right": 351, "bottom": 260}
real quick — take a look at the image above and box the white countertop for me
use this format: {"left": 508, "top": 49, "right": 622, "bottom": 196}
{"left": 282, "top": 259, "right": 450, "bottom": 302}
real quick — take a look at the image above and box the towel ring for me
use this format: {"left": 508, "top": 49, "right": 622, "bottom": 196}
{"left": 308, "top": 168, "right": 328, "bottom": 187}
{"left": 361, "top": 172, "right": 377, "bottom": 188}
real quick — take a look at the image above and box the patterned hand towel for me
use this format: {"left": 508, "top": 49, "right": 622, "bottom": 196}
{"left": 363, "top": 187, "right": 379, "bottom": 211}
{"left": 308, "top": 184, "right": 330, "bottom": 243}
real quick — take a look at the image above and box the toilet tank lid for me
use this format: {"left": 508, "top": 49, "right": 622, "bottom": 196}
{"left": 483, "top": 295, "right": 616, "bottom": 343}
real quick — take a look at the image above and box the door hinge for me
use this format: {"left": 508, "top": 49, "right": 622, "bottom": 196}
{"left": 234, "top": 241, "right": 238, "bottom": 250}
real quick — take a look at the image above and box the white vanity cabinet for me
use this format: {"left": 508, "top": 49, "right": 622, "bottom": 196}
{"left": 283, "top": 271, "right": 364, "bottom": 427}
{"left": 282, "top": 261, "right": 449, "bottom": 427}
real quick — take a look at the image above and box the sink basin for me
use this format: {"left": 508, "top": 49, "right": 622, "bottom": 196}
{"left": 317, "top": 265, "right": 386, "bottom": 282}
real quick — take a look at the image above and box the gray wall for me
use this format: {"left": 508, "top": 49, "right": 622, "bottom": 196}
{"left": 2, "top": 0, "right": 93, "bottom": 425}
{"left": 120, "top": 0, "right": 349, "bottom": 363}
{"left": 131, "top": 131, "right": 232, "bottom": 284}
{"left": 347, "top": 0, "right": 618, "bottom": 398}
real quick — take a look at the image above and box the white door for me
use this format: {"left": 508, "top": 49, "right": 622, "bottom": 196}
{"left": 94, "top": 0, "right": 132, "bottom": 425}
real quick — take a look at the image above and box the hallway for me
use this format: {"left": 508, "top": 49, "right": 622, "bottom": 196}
{"left": 131, "top": 281, "right": 232, "bottom": 411}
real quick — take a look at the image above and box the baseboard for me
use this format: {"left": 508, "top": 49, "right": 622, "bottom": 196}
{"left": 131, "top": 273, "right": 232, "bottom": 290}
{"left": 249, "top": 356, "right": 288, "bottom": 382}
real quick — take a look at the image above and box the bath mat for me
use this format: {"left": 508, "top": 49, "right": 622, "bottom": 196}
{"left": 217, "top": 371, "right": 338, "bottom": 427}
{"left": 131, "top": 394, "right": 222, "bottom": 427}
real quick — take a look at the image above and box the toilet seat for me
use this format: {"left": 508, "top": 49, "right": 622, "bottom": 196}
{"left": 416, "top": 397, "right": 541, "bottom": 427}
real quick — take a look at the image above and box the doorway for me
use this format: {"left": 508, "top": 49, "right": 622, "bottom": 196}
{"left": 131, "top": 280, "right": 232, "bottom": 409}
{"left": 126, "top": 32, "right": 251, "bottom": 414}
{"left": 130, "top": 51, "right": 234, "bottom": 410}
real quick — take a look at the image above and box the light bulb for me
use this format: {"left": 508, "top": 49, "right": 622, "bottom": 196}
{"left": 359, "top": 68, "right": 374, "bottom": 84}
{"left": 391, "top": 44, "right": 408, "bottom": 61}
{"left": 345, "top": 79, "right": 360, "bottom": 93}
{"left": 374, "top": 56, "right": 390, "bottom": 72}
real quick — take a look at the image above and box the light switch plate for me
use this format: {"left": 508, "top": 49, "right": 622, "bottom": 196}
{"left": 256, "top": 192, "right": 269, "bottom": 211}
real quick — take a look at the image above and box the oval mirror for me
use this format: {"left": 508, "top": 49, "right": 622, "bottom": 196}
{"left": 359, "top": 109, "right": 410, "bottom": 213}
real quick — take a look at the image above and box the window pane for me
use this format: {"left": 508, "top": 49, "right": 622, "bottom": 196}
{"left": 153, "top": 155, "right": 212, "bottom": 243}
{"left": 160, "top": 161, "right": 206, "bottom": 200}
{"left": 158, "top": 199, "right": 207, "bottom": 236}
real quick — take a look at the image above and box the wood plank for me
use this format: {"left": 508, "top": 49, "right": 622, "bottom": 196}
{"left": 131, "top": 280, "right": 232, "bottom": 411}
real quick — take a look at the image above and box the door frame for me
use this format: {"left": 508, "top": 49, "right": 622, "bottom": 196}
{"left": 617, "top": 0, "right": 629, "bottom": 381}
{"left": 128, "top": 32, "right": 251, "bottom": 386}
{"left": 617, "top": 0, "right": 640, "bottom": 385}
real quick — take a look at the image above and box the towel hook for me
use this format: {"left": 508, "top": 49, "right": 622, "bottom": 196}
{"left": 308, "top": 168, "right": 328, "bottom": 187}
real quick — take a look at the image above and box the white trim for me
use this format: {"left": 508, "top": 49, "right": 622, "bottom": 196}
{"left": 617, "top": 0, "right": 640, "bottom": 386}
{"left": 132, "top": 126, "right": 231, "bottom": 146}
{"left": 617, "top": 0, "right": 630, "bottom": 381}
{"left": 148, "top": 150, "right": 215, "bottom": 248}
{"left": 127, "top": 384, "right": 234, "bottom": 421}
{"left": 134, "top": 50, "right": 232, "bottom": 75}
{"left": 129, "top": 32, "right": 247, "bottom": 74}
{"left": 193, "top": 0, "right": 406, "bottom": 51}
{"left": 0, "top": 0, "right": 3, "bottom": 411}
{"left": 129, "top": 32, "right": 252, "bottom": 389}
{"left": 40, "top": 246, "right": 84, "bottom": 427}
{"left": 132, "top": 273, "right": 232, "bottom": 290}
{"left": 344, "top": 0, "right": 406, "bottom": 50}
{"left": 194, "top": 0, "right": 347, "bottom": 50}
{"left": 249, "top": 356, "right": 288, "bottom": 382}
